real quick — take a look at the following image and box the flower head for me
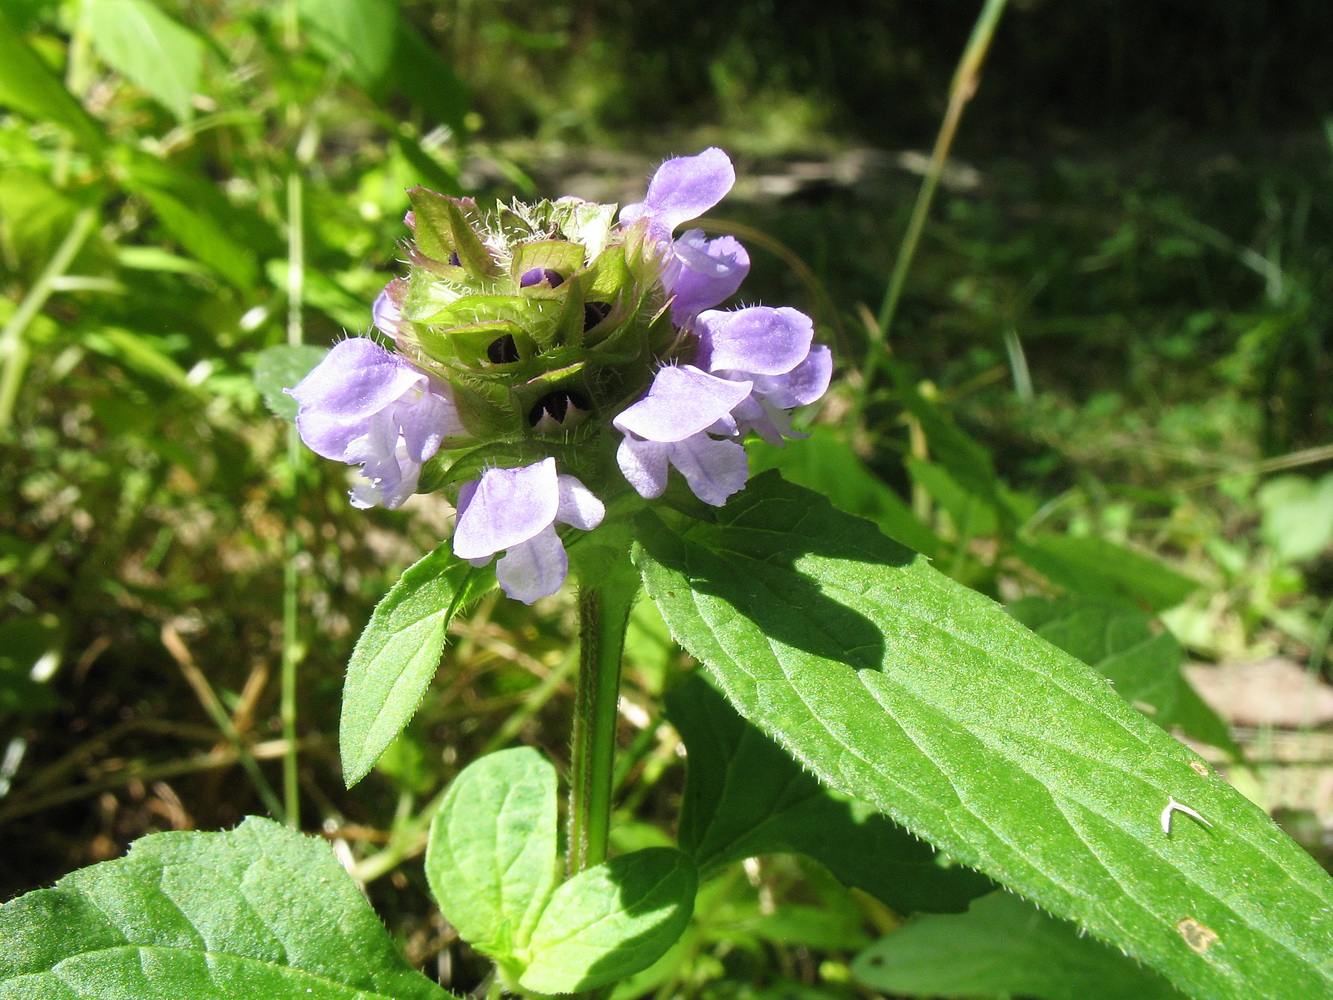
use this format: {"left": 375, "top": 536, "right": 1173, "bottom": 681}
{"left": 287, "top": 148, "right": 829, "bottom": 601}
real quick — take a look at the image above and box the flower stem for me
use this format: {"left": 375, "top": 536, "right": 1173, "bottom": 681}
{"left": 568, "top": 558, "right": 639, "bottom": 874}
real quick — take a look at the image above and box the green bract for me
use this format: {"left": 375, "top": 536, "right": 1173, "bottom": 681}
{"left": 394, "top": 189, "right": 681, "bottom": 459}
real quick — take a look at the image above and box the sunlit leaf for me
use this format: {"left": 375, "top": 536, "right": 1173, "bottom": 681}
{"left": 0, "top": 817, "right": 453, "bottom": 1000}
{"left": 340, "top": 543, "right": 495, "bottom": 786}
{"left": 636, "top": 471, "right": 1333, "bottom": 1000}
{"left": 87, "top": 0, "right": 206, "bottom": 122}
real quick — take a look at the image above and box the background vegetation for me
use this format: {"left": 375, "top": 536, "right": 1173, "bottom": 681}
{"left": 2, "top": 0, "right": 1331, "bottom": 993}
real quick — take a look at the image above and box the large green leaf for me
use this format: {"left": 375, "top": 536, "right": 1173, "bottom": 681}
{"left": 520, "top": 848, "right": 697, "bottom": 995}
{"left": 425, "top": 748, "right": 560, "bottom": 968}
{"left": 87, "top": 0, "right": 206, "bottom": 122}
{"left": 666, "top": 673, "right": 991, "bottom": 913}
{"left": 852, "top": 891, "right": 1183, "bottom": 1000}
{"left": 634, "top": 472, "right": 1333, "bottom": 1000}
{"left": 0, "top": 11, "right": 108, "bottom": 152}
{"left": 0, "top": 817, "right": 452, "bottom": 1000}
{"left": 340, "top": 544, "right": 495, "bottom": 786}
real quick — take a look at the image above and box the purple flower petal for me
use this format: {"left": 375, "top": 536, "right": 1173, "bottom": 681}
{"left": 612, "top": 365, "right": 752, "bottom": 443}
{"left": 697, "top": 306, "right": 814, "bottom": 377}
{"left": 616, "top": 436, "right": 671, "bottom": 499}
{"left": 751, "top": 343, "right": 833, "bottom": 409}
{"left": 372, "top": 280, "right": 407, "bottom": 338}
{"left": 617, "top": 432, "right": 748, "bottom": 507}
{"left": 452, "top": 458, "right": 561, "bottom": 561}
{"left": 290, "top": 339, "right": 423, "bottom": 459}
{"left": 619, "top": 148, "right": 735, "bottom": 240}
{"left": 496, "top": 526, "right": 568, "bottom": 605}
{"left": 556, "top": 475, "right": 606, "bottom": 530}
{"left": 665, "top": 231, "right": 750, "bottom": 321}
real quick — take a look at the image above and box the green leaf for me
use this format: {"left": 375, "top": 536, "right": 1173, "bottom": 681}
{"left": 118, "top": 149, "right": 260, "bottom": 291}
{"left": 87, "top": 0, "right": 206, "bottom": 122}
{"left": 0, "top": 10, "right": 108, "bottom": 152}
{"left": 667, "top": 673, "right": 991, "bottom": 914}
{"left": 1016, "top": 534, "right": 1200, "bottom": 611}
{"left": 852, "top": 891, "right": 1184, "bottom": 1000}
{"left": 391, "top": 21, "right": 469, "bottom": 135}
{"left": 1008, "top": 596, "right": 1237, "bottom": 755}
{"left": 340, "top": 544, "right": 496, "bottom": 787}
{"left": 297, "top": 0, "right": 399, "bottom": 92}
{"left": 254, "top": 343, "right": 330, "bottom": 420}
{"left": 1257, "top": 473, "right": 1333, "bottom": 563}
{"left": 634, "top": 471, "right": 1333, "bottom": 1000}
{"left": 0, "top": 816, "right": 453, "bottom": 1000}
{"left": 748, "top": 426, "right": 941, "bottom": 557}
{"left": 521, "top": 848, "right": 697, "bottom": 994}
{"left": 425, "top": 748, "right": 560, "bottom": 967}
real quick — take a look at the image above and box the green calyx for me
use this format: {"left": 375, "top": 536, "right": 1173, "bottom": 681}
{"left": 390, "top": 188, "right": 684, "bottom": 446}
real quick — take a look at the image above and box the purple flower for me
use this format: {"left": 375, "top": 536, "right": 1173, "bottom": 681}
{"left": 287, "top": 338, "right": 464, "bottom": 509}
{"left": 613, "top": 306, "right": 831, "bottom": 505}
{"left": 621, "top": 148, "right": 750, "bottom": 323}
{"left": 453, "top": 458, "right": 605, "bottom": 604}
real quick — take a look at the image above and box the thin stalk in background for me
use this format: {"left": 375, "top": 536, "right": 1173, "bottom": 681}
{"left": 281, "top": 167, "right": 305, "bottom": 828}
{"left": 863, "top": 0, "right": 1009, "bottom": 398}
{"left": 568, "top": 563, "right": 639, "bottom": 874}
{"left": 0, "top": 206, "right": 98, "bottom": 430}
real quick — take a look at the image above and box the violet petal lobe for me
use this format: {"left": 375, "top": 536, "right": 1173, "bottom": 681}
{"left": 289, "top": 339, "right": 422, "bottom": 460}
{"left": 612, "top": 365, "right": 753, "bottom": 443}
{"left": 495, "top": 526, "right": 568, "bottom": 605}
{"left": 665, "top": 433, "right": 750, "bottom": 507}
{"left": 697, "top": 306, "right": 814, "bottom": 377}
{"left": 372, "top": 280, "right": 407, "bottom": 339}
{"left": 619, "top": 148, "right": 736, "bottom": 239}
{"left": 752, "top": 343, "right": 834, "bottom": 409}
{"left": 666, "top": 232, "right": 750, "bottom": 321}
{"left": 616, "top": 436, "right": 671, "bottom": 500}
{"left": 555, "top": 475, "right": 606, "bottom": 531}
{"left": 452, "top": 458, "right": 561, "bottom": 561}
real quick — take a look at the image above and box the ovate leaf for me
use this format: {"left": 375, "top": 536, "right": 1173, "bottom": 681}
{"left": 0, "top": 817, "right": 452, "bottom": 1000}
{"left": 426, "top": 748, "right": 560, "bottom": 968}
{"left": 667, "top": 673, "right": 991, "bottom": 914}
{"left": 521, "top": 848, "right": 697, "bottom": 994}
{"left": 852, "top": 891, "right": 1183, "bottom": 1000}
{"left": 87, "top": 0, "right": 206, "bottom": 122}
{"left": 254, "top": 343, "right": 329, "bottom": 420}
{"left": 340, "top": 545, "right": 495, "bottom": 786}
{"left": 634, "top": 472, "right": 1333, "bottom": 1000}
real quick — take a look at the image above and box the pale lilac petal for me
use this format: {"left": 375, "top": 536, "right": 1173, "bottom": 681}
{"left": 617, "top": 437, "right": 671, "bottom": 499}
{"left": 495, "top": 526, "right": 568, "bottom": 605}
{"left": 666, "top": 232, "right": 750, "bottom": 321}
{"left": 396, "top": 386, "right": 465, "bottom": 462}
{"left": 729, "top": 395, "right": 788, "bottom": 446}
{"left": 372, "top": 279, "right": 407, "bottom": 338}
{"left": 751, "top": 344, "right": 833, "bottom": 409}
{"left": 666, "top": 433, "right": 749, "bottom": 507}
{"left": 452, "top": 458, "right": 560, "bottom": 560}
{"left": 619, "top": 148, "right": 735, "bottom": 239}
{"left": 697, "top": 306, "right": 814, "bottom": 377}
{"left": 612, "top": 365, "right": 752, "bottom": 443}
{"left": 290, "top": 339, "right": 422, "bottom": 460}
{"left": 555, "top": 475, "right": 605, "bottom": 530}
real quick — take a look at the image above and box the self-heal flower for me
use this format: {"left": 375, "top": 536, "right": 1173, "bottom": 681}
{"left": 453, "top": 459, "right": 605, "bottom": 605}
{"left": 288, "top": 338, "right": 464, "bottom": 509}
